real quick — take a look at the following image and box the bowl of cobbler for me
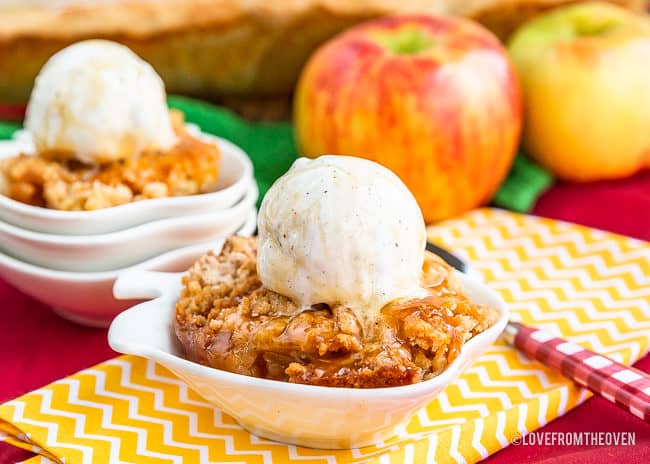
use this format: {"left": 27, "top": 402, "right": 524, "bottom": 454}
{"left": 0, "top": 40, "right": 254, "bottom": 236}
{"left": 109, "top": 156, "right": 508, "bottom": 449}
{"left": 0, "top": 40, "right": 257, "bottom": 326}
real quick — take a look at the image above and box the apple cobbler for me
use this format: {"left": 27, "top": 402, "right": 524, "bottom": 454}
{"left": 174, "top": 236, "right": 499, "bottom": 388}
{"left": 0, "top": 111, "right": 220, "bottom": 210}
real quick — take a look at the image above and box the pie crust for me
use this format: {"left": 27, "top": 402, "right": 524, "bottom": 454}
{"left": 0, "top": 0, "right": 642, "bottom": 107}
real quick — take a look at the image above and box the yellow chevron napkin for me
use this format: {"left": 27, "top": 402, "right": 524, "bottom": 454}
{"left": 2, "top": 209, "right": 649, "bottom": 464}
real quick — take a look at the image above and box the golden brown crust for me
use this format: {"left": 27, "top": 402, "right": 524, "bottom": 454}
{"left": 0, "top": 1, "right": 436, "bottom": 39}
{"left": 0, "top": 111, "right": 221, "bottom": 210}
{"left": 0, "top": 0, "right": 441, "bottom": 103}
{"left": 0, "top": 1, "right": 643, "bottom": 103}
{"left": 174, "top": 236, "right": 500, "bottom": 388}
{"left": 3, "top": 0, "right": 641, "bottom": 40}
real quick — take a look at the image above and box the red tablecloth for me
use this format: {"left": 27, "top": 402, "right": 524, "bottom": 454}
{"left": 2, "top": 172, "right": 650, "bottom": 463}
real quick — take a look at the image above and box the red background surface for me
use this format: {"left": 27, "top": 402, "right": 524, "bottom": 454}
{"left": 2, "top": 173, "right": 650, "bottom": 462}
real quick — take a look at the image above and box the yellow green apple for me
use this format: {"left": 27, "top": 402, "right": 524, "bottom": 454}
{"left": 508, "top": 2, "right": 650, "bottom": 182}
{"left": 294, "top": 15, "right": 522, "bottom": 223}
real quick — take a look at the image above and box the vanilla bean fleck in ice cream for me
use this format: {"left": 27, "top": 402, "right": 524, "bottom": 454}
{"left": 25, "top": 40, "right": 176, "bottom": 164}
{"left": 257, "top": 156, "right": 427, "bottom": 326}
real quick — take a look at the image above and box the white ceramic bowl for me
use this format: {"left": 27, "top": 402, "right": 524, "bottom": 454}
{"left": 0, "top": 210, "right": 257, "bottom": 327}
{"left": 0, "top": 128, "right": 253, "bottom": 235}
{"left": 109, "top": 265, "right": 508, "bottom": 449}
{"left": 0, "top": 182, "right": 257, "bottom": 272}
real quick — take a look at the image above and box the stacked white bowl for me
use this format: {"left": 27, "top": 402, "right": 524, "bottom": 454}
{"left": 0, "top": 125, "right": 258, "bottom": 327}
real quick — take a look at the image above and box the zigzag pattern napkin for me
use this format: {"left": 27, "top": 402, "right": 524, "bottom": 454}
{"left": 1, "top": 209, "right": 649, "bottom": 463}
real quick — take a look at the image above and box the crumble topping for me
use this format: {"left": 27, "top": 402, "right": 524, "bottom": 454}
{"left": 0, "top": 111, "right": 220, "bottom": 210}
{"left": 174, "top": 236, "right": 499, "bottom": 388}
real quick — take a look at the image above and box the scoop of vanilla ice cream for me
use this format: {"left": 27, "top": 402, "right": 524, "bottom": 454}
{"left": 257, "top": 156, "right": 427, "bottom": 323}
{"left": 25, "top": 40, "right": 176, "bottom": 164}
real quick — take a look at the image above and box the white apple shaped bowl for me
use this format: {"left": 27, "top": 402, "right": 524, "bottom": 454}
{"left": 108, "top": 254, "right": 508, "bottom": 449}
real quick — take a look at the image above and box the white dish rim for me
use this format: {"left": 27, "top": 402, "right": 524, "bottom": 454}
{"left": 0, "top": 209, "right": 258, "bottom": 282}
{"left": 0, "top": 182, "right": 257, "bottom": 246}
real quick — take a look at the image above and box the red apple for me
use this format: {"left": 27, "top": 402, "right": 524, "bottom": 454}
{"left": 294, "top": 15, "right": 522, "bottom": 223}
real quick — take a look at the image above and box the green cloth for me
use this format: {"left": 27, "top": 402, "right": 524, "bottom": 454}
{"left": 493, "top": 153, "right": 554, "bottom": 213}
{"left": 1, "top": 96, "right": 552, "bottom": 213}
{"left": 167, "top": 96, "right": 297, "bottom": 204}
{"left": 0, "top": 121, "right": 21, "bottom": 140}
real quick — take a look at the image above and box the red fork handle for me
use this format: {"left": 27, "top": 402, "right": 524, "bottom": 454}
{"left": 503, "top": 321, "right": 650, "bottom": 423}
